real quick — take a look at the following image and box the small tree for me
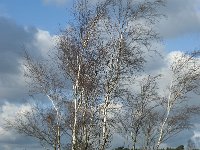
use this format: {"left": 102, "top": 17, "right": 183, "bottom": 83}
{"left": 23, "top": 52, "right": 68, "bottom": 150}
{"left": 4, "top": 103, "right": 72, "bottom": 150}
{"left": 176, "top": 145, "right": 184, "bottom": 150}
{"left": 116, "top": 51, "right": 200, "bottom": 150}
{"left": 155, "top": 51, "right": 200, "bottom": 149}
{"left": 116, "top": 75, "right": 162, "bottom": 150}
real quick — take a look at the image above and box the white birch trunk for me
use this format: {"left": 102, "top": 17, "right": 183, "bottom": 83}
{"left": 101, "top": 93, "right": 109, "bottom": 150}
{"left": 72, "top": 96, "right": 77, "bottom": 150}
{"left": 57, "top": 125, "right": 61, "bottom": 150}
{"left": 47, "top": 94, "right": 61, "bottom": 150}
{"left": 156, "top": 82, "right": 173, "bottom": 150}
{"left": 72, "top": 63, "right": 81, "bottom": 150}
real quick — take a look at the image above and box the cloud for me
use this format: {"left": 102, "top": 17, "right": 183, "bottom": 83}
{"left": 0, "top": 17, "right": 36, "bottom": 103}
{"left": 0, "top": 17, "right": 36, "bottom": 74}
{"left": 0, "top": 16, "right": 56, "bottom": 103}
{"left": 0, "top": 16, "right": 57, "bottom": 149}
{"left": 189, "top": 123, "right": 200, "bottom": 148}
{"left": 158, "top": 0, "right": 200, "bottom": 38}
{"left": 32, "top": 29, "right": 57, "bottom": 57}
{"left": 129, "top": 49, "right": 200, "bottom": 147}
{"left": 0, "top": 102, "right": 43, "bottom": 150}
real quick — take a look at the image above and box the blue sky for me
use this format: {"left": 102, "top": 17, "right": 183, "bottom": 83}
{"left": 1, "top": 0, "right": 200, "bottom": 52}
{"left": 165, "top": 34, "right": 200, "bottom": 52}
{"left": 0, "top": 0, "right": 72, "bottom": 34}
{"left": 1, "top": 0, "right": 200, "bottom": 149}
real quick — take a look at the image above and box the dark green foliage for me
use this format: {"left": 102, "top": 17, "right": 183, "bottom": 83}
{"left": 114, "top": 147, "right": 130, "bottom": 150}
{"left": 176, "top": 145, "right": 184, "bottom": 150}
{"left": 114, "top": 145, "right": 190, "bottom": 150}
{"left": 166, "top": 145, "right": 184, "bottom": 150}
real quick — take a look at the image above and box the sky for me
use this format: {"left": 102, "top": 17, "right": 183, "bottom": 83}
{"left": 1, "top": 0, "right": 200, "bottom": 149}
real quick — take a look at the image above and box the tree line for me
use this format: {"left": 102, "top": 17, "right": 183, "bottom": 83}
{"left": 114, "top": 144, "right": 199, "bottom": 150}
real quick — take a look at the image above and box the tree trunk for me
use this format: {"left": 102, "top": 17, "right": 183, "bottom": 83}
{"left": 131, "top": 131, "right": 137, "bottom": 150}
{"left": 72, "top": 63, "right": 81, "bottom": 150}
{"left": 101, "top": 92, "right": 109, "bottom": 150}
{"left": 72, "top": 89, "right": 78, "bottom": 150}
{"left": 156, "top": 82, "right": 173, "bottom": 150}
{"left": 57, "top": 125, "right": 61, "bottom": 150}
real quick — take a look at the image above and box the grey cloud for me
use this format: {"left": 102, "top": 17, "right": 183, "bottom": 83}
{"left": 63, "top": 0, "right": 200, "bottom": 39}
{"left": 166, "top": 131, "right": 193, "bottom": 147}
{"left": 0, "top": 142, "right": 43, "bottom": 150}
{"left": 143, "top": 43, "right": 167, "bottom": 73}
{"left": 158, "top": 0, "right": 200, "bottom": 38}
{"left": 0, "top": 17, "right": 37, "bottom": 74}
{"left": 0, "top": 17, "right": 35, "bottom": 103}
{"left": 0, "top": 17, "right": 53, "bottom": 103}
{"left": 0, "top": 16, "right": 57, "bottom": 149}
{"left": 0, "top": 135, "right": 39, "bottom": 146}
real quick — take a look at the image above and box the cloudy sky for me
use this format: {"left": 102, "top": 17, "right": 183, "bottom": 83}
{"left": 1, "top": 0, "right": 200, "bottom": 149}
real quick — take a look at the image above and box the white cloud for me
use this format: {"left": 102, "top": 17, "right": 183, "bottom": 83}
{"left": 0, "top": 102, "right": 31, "bottom": 121}
{"left": 0, "top": 16, "right": 56, "bottom": 102}
{"left": 0, "top": 17, "right": 57, "bottom": 149}
{"left": 190, "top": 124, "right": 200, "bottom": 148}
{"left": 33, "top": 29, "right": 57, "bottom": 57}
{"left": 0, "top": 102, "right": 43, "bottom": 150}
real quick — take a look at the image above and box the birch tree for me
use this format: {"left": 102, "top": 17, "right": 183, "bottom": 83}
{"left": 116, "top": 75, "right": 162, "bottom": 150}
{"left": 155, "top": 51, "right": 200, "bottom": 149}
{"left": 23, "top": 52, "right": 68, "bottom": 150}
{"left": 117, "top": 51, "right": 200, "bottom": 150}
{"left": 58, "top": 0, "right": 164, "bottom": 149}
{"left": 57, "top": 0, "right": 110, "bottom": 149}
{"left": 4, "top": 103, "right": 72, "bottom": 150}
{"left": 92, "top": 0, "right": 164, "bottom": 149}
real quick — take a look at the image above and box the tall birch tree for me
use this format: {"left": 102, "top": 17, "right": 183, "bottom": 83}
{"left": 116, "top": 51, "right": 200, "bottom": 150}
